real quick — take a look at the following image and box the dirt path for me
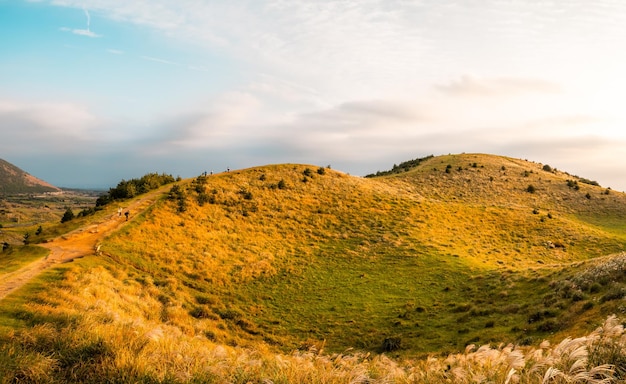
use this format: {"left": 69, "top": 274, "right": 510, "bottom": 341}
{"left": 0, "top": 189, "right": 165, "bottom": 301}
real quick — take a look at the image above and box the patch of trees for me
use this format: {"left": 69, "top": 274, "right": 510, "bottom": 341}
{"left": 365, "top": 155, "right": 434, "bottom": 178}
{"left": 56, "top": 172, "right": 176, "bottom": 223}
{"left": 96, "top": 173, "right": 176, "bottom": 207}
{"left": 578, "top": 177, "right": 600, "bottom": 187}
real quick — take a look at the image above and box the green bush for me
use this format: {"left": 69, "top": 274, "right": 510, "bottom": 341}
{"left": 61, "top": 207, "right": 75, "bottom": 223}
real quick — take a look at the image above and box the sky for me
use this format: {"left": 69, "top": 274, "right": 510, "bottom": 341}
{"left": 1, "top": 0, "right": 626, "bottom": 190}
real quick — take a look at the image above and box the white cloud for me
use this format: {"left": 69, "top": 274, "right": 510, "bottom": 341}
{"left": 59, "top": 6, "right": 102, "bottom": 37}
{"left": 139, "top": 55, "right": 180, "bottom": 66}
{"left": 22, "top": 0, "right": 626, "bottom": 192}
{"left": 0, "top": 100, "right": 103, "bottom": 154}
{"left": 59, "top": 26, "right": 101, "bottom": 37}
{"left": 435, "top": 75, "right": 562, "bottom": 97}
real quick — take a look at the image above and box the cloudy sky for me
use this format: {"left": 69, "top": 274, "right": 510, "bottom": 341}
{"left": 2, "top": 0, "right": 626, "bottom": 190}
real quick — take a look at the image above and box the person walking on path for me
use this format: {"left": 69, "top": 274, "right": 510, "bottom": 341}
{"left": 124, "top": 211, "right": 129, "bottom": 221}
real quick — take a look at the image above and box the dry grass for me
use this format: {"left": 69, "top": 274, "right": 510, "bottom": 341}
{"left": 1, "top": 258, "right": 625, "bottom": 383}
{"left": 2, "top": 154, "right": 626, "bottom": 382}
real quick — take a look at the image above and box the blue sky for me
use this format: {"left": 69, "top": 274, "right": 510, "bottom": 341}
{"left": 2, "top": 0, "right": 626, "bottom": 190}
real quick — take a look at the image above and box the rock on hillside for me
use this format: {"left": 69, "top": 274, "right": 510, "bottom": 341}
{"left": 0, "top": 158, "right": 60, "bottom": 195}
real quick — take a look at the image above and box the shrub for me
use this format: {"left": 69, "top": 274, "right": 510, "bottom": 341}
{"left": 542, "top": 164, "right": 553, "bottom": 172}
{"left": 217, "top": 309, "right": 243, "bottom": 321}
{"left": 61, "top": 207, "right": 75, "bottom": 223}
{"left": 536, "top": 319, "right": 559, "bottom": 332}
{"left": 600, "top": 285, "right": 626, "bottom": 303}
{"left": 589, "top": 283, "right": 602, "bottom": 293}
{"left": 277, "top": 179, "right": 286, "bottom": 190}
{"left": 527, "top": 185, "right": 536, "bottom": 193}
{"left": 189, "top": 306, "right": 213, "bottom": 319}
{"left": 303, "top": 168, "right": 313, "bottom": 177}
{"left": 381, "top": 337, "right": 402, "bottom": 352}
{"left": 528, "top": 309, "right": 557, "bottom": 323}
{"left": 168, "top": 184, "right": 184, "bottom": 200}
{"left": 579, "top": 177, "right": 600, "bottom": 186}
{"left": 238, "top": 189, "right": 253, "bottom": 200}
{"left": 364, "top": 155, "right": 433, "bottom": 177}
{"left": 197, "top": 193, "right": 210, "bottom": 206}
{"left": 567, "top": 179, "right": 580, "bottom": 190}
{"left": 316, "top": 167, "right": 326, "bottom": 175}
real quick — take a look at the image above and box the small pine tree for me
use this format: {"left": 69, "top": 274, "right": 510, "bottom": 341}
{"left": 277, "top": 179, "right": 286, "bottom": 189}
{"left": 61, "top": 208, "right": 75, "bottom": 223}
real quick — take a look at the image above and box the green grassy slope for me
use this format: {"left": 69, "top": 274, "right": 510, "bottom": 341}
{"left": 3, "top": 153, "right": 626, "bottom": 382}
{"left": 96, "top": 154, "right": 626, "bottom": 355}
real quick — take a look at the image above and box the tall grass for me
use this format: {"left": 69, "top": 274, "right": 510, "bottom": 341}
{"left": 1, "top": 260, "right": 624, "bottom": 383}
{"left": 2, "top": 155, "right": 626, "bottom": 382}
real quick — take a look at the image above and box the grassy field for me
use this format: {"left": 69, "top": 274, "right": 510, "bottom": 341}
{"left": 2, "top": 153, "right": 626, "bottom": 382}
{"left": 97, "top": 155, "right": 626, "bottom": 354}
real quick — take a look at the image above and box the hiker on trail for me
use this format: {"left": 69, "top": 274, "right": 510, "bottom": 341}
{"left": 124, "top": 211, "right": 129, "bottom": 221}
{"left": 118, "top": 207, "right": 122, "bottom": 217}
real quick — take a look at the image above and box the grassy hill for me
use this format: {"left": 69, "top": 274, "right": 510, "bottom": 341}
{"left": 2, "top": 153, "right": 626, "bottom": 382}
{"left": 0, "top": 158, "right": 60, "bottom": 195}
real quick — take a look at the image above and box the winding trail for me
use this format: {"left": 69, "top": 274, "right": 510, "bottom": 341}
{"left": 0, "top": 189, "right": 165, "bottom": 301}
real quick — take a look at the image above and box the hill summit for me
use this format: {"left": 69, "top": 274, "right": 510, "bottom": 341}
{"left": 0, "top": 158, "right": 60, "bottom": 195}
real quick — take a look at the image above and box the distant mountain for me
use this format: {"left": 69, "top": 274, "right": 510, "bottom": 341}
{"left": 0, "top": 158, "right": 61, "bottom": 195}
